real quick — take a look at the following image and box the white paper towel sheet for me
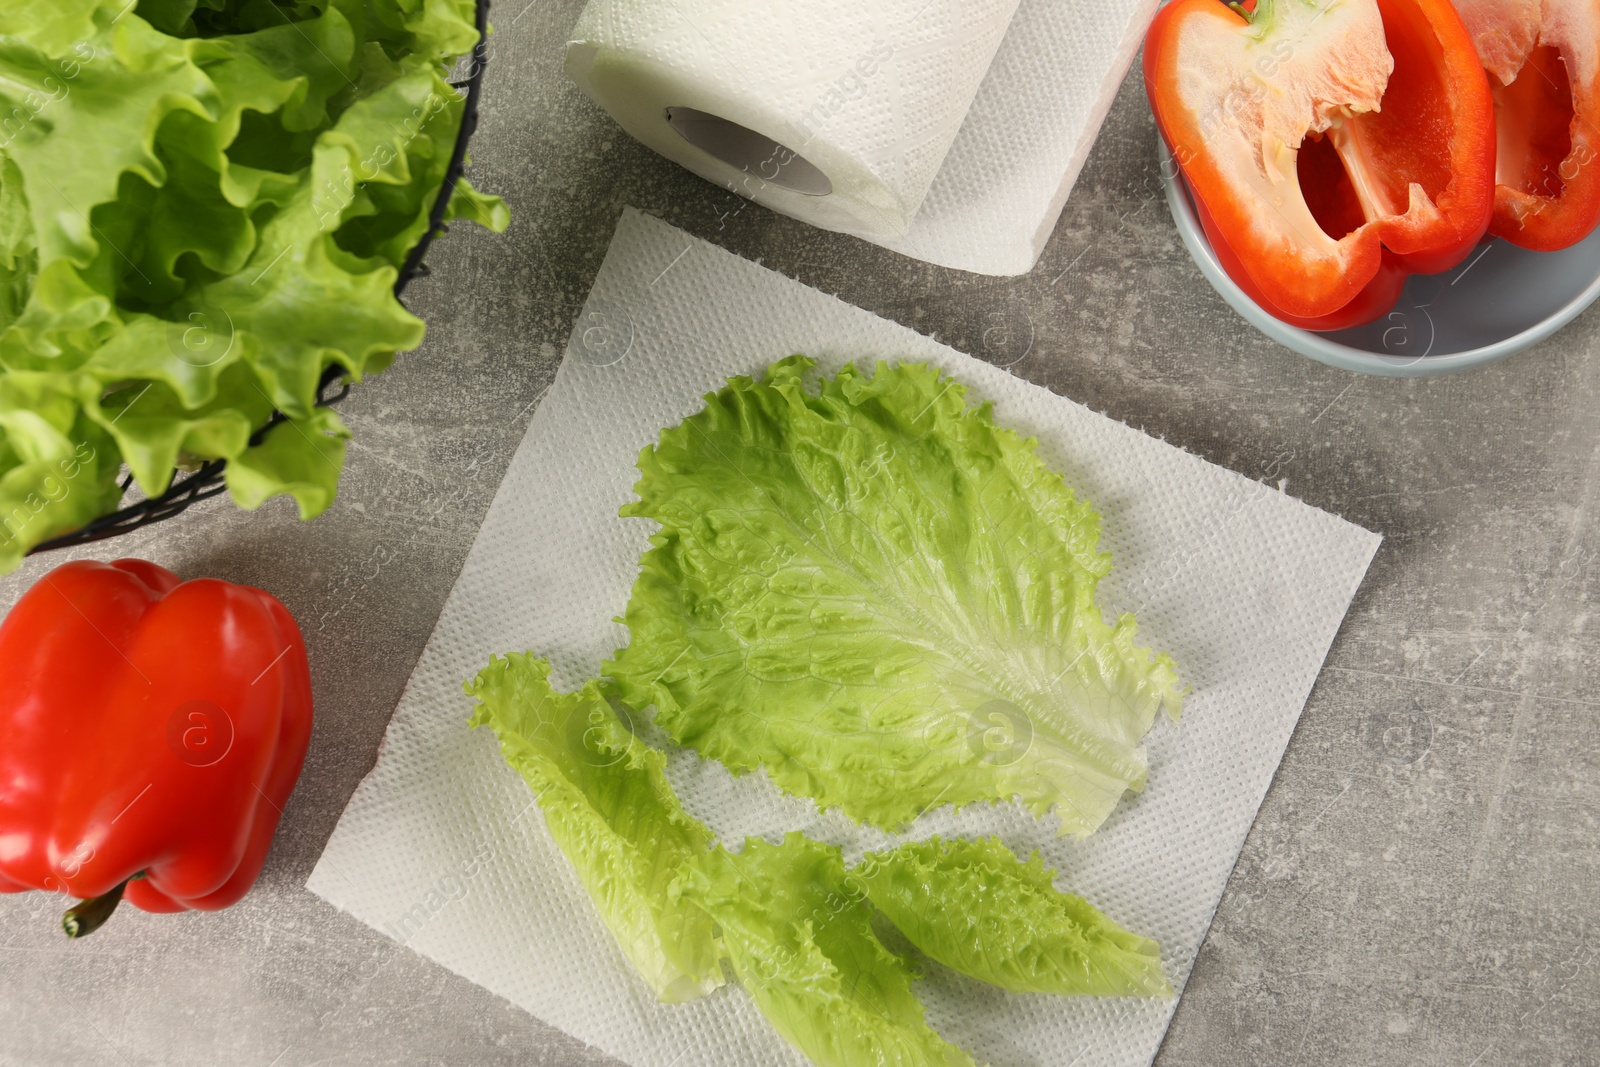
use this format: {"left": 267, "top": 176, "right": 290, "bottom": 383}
{"left": 567, "top": 0, "right": 1162, "bottom": 276}
{"left": 307, "top": 209, "right": 1381, "bottom": 1067}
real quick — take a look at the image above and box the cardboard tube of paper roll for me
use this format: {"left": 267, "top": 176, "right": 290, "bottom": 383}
{"left": 565, "top": 0, "right": 1023, "bottom": 240}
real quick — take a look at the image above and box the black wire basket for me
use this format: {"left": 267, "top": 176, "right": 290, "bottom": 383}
{"left": 28, "top": 0, "right": 492, "bottom": 557}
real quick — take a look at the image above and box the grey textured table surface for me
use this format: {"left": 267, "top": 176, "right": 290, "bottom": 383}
{"left": 4, "top": 7, "right": 1599, "bottom": 1067}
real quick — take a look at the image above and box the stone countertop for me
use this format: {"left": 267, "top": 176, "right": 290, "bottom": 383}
{"left": 2, "top": 5, "right": 1597, "bottom": 1066}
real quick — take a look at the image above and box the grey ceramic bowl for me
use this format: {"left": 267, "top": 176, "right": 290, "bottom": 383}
{"left": 1159, "top": 143, "right": 1600, "bottom": 377}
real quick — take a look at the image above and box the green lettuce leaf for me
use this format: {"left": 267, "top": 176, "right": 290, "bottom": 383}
{"left": 0, "top": 0, "right": 506, "bottom": 572}
{"left": 0, "top": 401, "right": 121, "bottom": 570}
{"left": 607, "top": 357, "right": 1184, "bottom": 836}
{"left": 466, "top": 653, "right": 724, "bottom": 1004}
{"left": 849, "top": 836, "right": 1171, "bottom": 998}
{"left": 674, "top": 833, "right": 978, "bottom": 1067}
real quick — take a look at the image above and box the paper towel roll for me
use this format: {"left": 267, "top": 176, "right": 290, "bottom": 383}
{"left": 565, "top": 0, "right": 1023, "bottom": 240}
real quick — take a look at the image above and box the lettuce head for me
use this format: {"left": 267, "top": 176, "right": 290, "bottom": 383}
{"left": 0, "top": 0, "right": 508, "bottom": 572}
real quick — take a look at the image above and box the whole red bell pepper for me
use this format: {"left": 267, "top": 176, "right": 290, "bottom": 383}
{"left": 1452, "top": 0, "right": 1600, "bottom": 250}
{"left": 0, "top": 559, "right": 312, "bottom": 936}
{"left": 1145, "top": 0, "right": 1496, "bottom": 330}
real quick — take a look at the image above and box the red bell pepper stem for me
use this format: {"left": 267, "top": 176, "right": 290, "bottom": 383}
{"left": 61, "top": 872, "right": 145, "bottom": 939}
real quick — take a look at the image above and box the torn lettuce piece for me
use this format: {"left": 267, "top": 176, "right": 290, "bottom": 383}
{"left": 607, "top": 357, "right": 1184, "bottom": 836}
{"left": 674, "top": 833, "right": 978, "bottom": 1067}
{"left": 467, "top": 654, "right": 723, "bottom": 1003}
{"left": 848, "top": 836, "right": 1171, "bottom": 998}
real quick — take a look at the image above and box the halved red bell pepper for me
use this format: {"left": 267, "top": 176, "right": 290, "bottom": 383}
{"left": 0, "top": 559, "right": 312, "bottom": 936}
{"left": 1453, "top": 0, "right": 1600, "bottom": 250}
{"left": 1145, "top": 0, "right": 1496, "bottom": 330}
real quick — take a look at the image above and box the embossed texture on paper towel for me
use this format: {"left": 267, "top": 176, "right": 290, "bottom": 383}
{"left": 308, "top": 209, "right": 1380, "bottom": 1067}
